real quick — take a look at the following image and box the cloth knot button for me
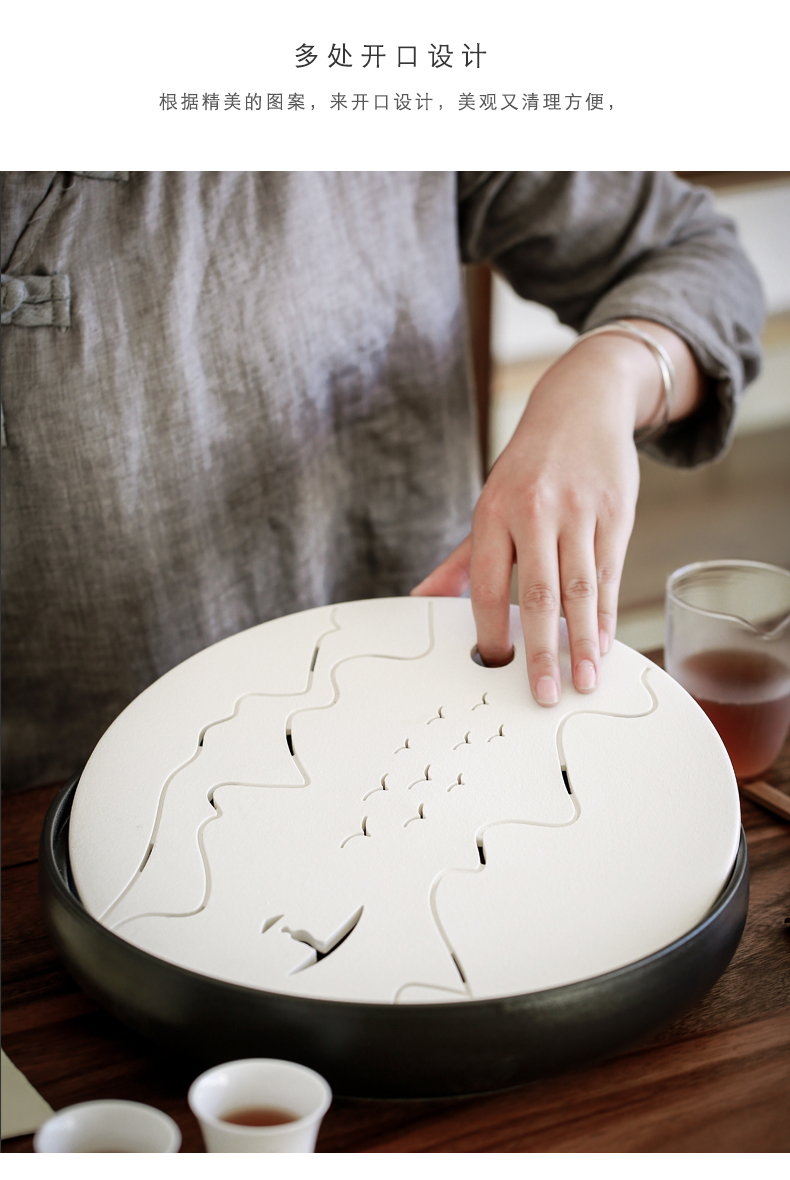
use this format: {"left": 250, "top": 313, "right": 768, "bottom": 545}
{"left": 1, "top": 275, "right": 29, "bottom": 319}
{"left": 0, "top": 274, "right": 71, "bottom": 327}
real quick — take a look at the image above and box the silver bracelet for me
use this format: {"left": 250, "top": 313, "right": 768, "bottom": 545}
{"left": 568, "top": 319, "right": 676, "bottom": 445}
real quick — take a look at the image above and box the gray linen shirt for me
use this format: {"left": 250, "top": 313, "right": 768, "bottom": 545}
{"left": 0, "top": 172, "right": 764, "bottom": 789}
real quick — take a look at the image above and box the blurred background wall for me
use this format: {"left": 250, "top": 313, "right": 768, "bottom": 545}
{"left": 474, "top": 172, "right": 790, "bottom": 651}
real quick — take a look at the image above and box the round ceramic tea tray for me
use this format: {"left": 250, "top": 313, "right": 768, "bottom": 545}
{"left": 41, "top": 598, "right": 748, "bottom": 1097}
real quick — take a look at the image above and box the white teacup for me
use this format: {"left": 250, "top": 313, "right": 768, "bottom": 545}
{"left": 188, "top": 1058, "right": 332, "bottom": 1153}
{"left": 33, "top": 1099, "right": 181, "bottom": 1152}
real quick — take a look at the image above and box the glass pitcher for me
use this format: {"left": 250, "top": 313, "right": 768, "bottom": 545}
{"left": 665, "top": 560, "right": 790, "bottom": 779}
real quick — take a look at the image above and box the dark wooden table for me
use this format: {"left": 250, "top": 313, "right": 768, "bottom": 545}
{"left": 4, "top": 707, "right": 790, "bottom": 1152}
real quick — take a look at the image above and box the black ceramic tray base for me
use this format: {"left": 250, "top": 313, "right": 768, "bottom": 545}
{"left": 40, "top": 776, "right": 749, "bottom": 1099}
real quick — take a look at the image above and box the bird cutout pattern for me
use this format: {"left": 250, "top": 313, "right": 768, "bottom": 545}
{"left": 69, "top": 598, "right": 740, "bottom": 1005}
{"left": 99, "top": 597, "right": 435, "bottom": 927}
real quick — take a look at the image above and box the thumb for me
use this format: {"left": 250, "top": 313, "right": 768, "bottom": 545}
{"left": 410, "top": 534, "right": 473, "bottom": 598}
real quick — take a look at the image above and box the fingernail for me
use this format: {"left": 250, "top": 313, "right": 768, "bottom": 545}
{"left": 536, "top": 676, "right": 559, "bottom": 706}
{"left": 575, "top": 660, "right": 597, "bottom": 692}
{"left": 599, "top": 628, "right": 610, "bottom": 655}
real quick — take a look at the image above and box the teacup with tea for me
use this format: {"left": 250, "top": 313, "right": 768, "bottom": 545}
{"left": 188, "top": 1058, "right": 332, "bottom": 1152}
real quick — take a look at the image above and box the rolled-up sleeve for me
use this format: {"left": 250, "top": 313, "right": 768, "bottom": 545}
{"left": 457, "top": 171, "right": 765, "bottom": 467}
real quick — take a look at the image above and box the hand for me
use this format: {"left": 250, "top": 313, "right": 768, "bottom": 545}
{"left": 412, "top": 321, "right": 705, "bottom": 704}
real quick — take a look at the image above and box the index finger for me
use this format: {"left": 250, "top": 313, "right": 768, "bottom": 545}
{"left": 469, "top": 507, "right": 516, "bottom": 668}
